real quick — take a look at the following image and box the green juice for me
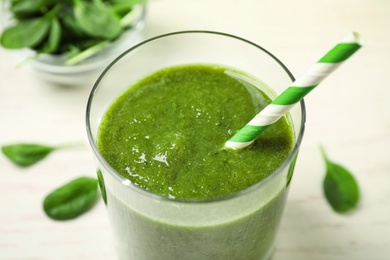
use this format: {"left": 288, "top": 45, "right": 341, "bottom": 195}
{"left": 97, "top": 64, "right": 295, "bottom": 259}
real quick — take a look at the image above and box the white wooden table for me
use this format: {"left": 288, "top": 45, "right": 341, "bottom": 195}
{"left": 1, "top": 0, "right": 389, "bottom": 259}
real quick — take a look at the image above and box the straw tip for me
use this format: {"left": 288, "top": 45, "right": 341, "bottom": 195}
{"left": 344, "top": 31, "right": 363, "bottom": 47}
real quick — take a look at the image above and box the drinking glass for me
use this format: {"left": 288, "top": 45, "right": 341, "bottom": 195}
{"left": 86, "top": 31, "right": 306, "bottom": 260}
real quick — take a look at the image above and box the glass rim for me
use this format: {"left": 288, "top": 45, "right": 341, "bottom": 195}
{"left": 86, "top": 30, "right": 306, "bottom": 204}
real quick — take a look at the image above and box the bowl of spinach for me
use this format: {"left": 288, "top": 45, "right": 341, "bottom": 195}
{"left": 0, "top": 0, "right": 146, "bottom": 85}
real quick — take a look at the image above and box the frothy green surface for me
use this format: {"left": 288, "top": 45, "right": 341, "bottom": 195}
{"left": 97, "top": 64, "right": 293, "bottom": 199}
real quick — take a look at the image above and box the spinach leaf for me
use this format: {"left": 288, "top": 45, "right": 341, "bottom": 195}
{"left": 1, "top": 142, "right": 81, "bottom": 167}
{"left": 1, "top": 143, "right": 56, "bottom": 167}
{"left": 0, "top": 17, "right": 51, "bottom": 49}
{"left": 40, "top": 17, "right": 61, "bottom": 54}
{"left": 61, "top": 15, "right": 87, "bottom": 38}
{"left": 321, "top": 147, "right": 360, "bottom": 213}
{"left": 73, "top": 0, "right": 122, "bottom": 40}
{"left": 43, "top": 177, "right": 99, "bottom": 220}
{"left": 97, "top": 169, "right": 107, "bottom": 205}
{"left": 10, "top": 0, "right": 45, "bottom": 17}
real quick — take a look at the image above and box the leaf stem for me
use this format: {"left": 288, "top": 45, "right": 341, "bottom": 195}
{"left": 65, "top": 40, "right": 110, "bottom": 65}
{"left": 319, "top": 144, "right": 330, "bottom": 164}
{"left": 56, "top": 141, "right": 85, "bottom": 150}
{"left": 120, "top": 5, "right": 142, "bottom": 28}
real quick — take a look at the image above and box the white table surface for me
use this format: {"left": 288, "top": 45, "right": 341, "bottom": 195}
{"left": 1, "top": 0, "right": 389, "bottom": 259}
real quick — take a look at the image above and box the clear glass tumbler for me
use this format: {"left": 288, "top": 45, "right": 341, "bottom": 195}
{"left": 86, "top": 31, "right": 306, "bottom": 260}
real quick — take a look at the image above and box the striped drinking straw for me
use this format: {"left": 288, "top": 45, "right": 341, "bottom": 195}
{"left": 225, "top": 32, "right": 362, "bottom": 150}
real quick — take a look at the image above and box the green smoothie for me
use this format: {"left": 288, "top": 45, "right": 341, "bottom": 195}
{"left": 97, "top": 64, "right": 293, "bottom": 199}
{"left": 96, "top": 64, "right": 295, "bottom": 259}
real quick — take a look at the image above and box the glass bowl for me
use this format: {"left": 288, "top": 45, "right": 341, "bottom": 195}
{"left": 1, "top": 2, "right": 146, "bottom": 86}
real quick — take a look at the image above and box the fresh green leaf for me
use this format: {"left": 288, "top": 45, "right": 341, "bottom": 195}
{"left": 61, "top": 15, "right": 87, "bottom": 38}
{"left": 73, "top": 0, "right": 122, "bottom": 40}
{"left": 321, "top": 146, "right": 360, "bottom": 213}
{"left": 40, "top": 17, "right": 61, "bottom": 54}
{"left": 1, "top": 143, "right": 56, "bottom": 167}
{"left": 10, "top": 0, "right": 45, "bottom": 16}
{"left": 286, "top": 152, "right": 298, "bottom": 186}
{"left": 97, "top": 169, "right": 107, "bottom": 205}
{"left": 10, "top": 0, "right": 62, "bottom": 17}
{"left": 43, "top": 177, "right": 99, "bottom": 220}
{"left": 0, "top": 17, "right": 51, "bottom": 49}
{"left": 1, "top": 142, "right": 82, "bottom": 167}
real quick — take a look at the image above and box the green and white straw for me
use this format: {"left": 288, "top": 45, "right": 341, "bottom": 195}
{"left": 225, "top": 32, "right": 362, "bottom": 150}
